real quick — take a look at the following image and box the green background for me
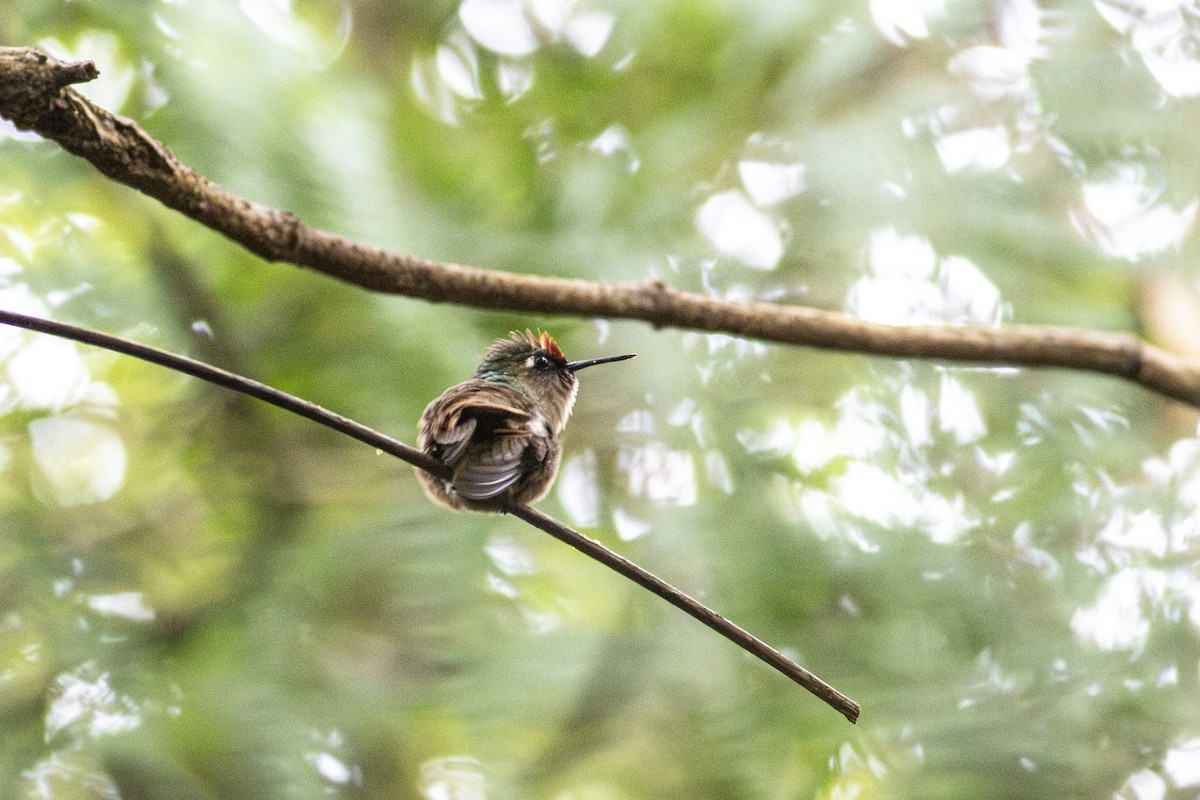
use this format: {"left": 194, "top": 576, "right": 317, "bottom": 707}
{"left": 2, "top": 1, "right": 1198, "bottom": 798}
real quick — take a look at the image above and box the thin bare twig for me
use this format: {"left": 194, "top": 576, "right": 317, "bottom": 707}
{"left": 0, "top": 309, "right": 861, "bottom": 723}
{"left": 2, "top": 46, "right": 1199, "bottom": 408}
{"left": 506, "top": 503, "right": 860, "bottom": 721}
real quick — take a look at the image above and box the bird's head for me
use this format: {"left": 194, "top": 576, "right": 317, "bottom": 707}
{"left": 475, "top": 330, "right": 634, "bottom": 430}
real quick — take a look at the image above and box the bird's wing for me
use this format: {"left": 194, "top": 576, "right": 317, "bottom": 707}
{"left": 453, "top": 395, "right": 540, "bottom": 500}
{"left": 423, "top": 387, "right": 530, "bottom": 468}
{"left": 431, "top": 414, "right": 476, "bottom": 467}
{"left": 453, "top": 432, "right": 529, "bottom": 499}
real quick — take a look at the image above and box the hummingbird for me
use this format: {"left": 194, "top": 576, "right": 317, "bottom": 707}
{"left": 417, "top": 330, "right": 635, "bottom": 511}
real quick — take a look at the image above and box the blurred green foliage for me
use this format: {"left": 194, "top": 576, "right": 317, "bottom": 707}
{"left": 2, "top": 1, "right": 1200, "bottom": 798}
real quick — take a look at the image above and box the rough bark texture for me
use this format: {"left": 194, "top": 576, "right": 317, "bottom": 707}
{"left": 3, "top": 45, "right": 1199, "bottom": 407}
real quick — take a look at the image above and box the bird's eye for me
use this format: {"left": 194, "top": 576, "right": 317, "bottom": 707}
{"left": 533, "top": 354, "right": 552, "bottom": 370}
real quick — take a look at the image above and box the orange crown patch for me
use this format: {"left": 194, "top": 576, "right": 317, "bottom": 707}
{"left": 513, "top": 329, "right": 564, "bottom": 360}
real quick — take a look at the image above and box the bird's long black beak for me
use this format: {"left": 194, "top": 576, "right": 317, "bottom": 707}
{"left": 567, "top": 353, "right": 636, "bottom": 372}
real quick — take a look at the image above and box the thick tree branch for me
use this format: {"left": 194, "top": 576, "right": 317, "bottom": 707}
{"left": 1, "top": 45, "right": 1197, "bottom": 410}
{"left": 0, "top": 309, "right": 861, "bottom": 723}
